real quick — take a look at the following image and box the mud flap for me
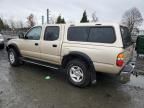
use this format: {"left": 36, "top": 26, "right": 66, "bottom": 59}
{"left": 90, "top": 65, "right": 97, "bottom": 84}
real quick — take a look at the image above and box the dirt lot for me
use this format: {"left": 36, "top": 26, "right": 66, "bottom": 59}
{"left": 0, "top": 48, "right": 144, "bottom": 108}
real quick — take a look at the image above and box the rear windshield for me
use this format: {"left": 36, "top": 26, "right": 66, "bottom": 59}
{"left": 120, "top": 26, "right": 133, "bottom": 48}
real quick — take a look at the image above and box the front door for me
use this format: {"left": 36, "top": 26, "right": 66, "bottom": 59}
{"left": 20, "top": 26, "right": 42, "bottom": 59}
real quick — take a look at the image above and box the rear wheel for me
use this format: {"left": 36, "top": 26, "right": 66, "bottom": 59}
{"left": 66, "top": 59, "right": 91, "bottom": 87}
{"left": 8, "top": 48, "right": 21, "bottom": 66}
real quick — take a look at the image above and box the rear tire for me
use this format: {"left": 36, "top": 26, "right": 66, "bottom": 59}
{"left": 66, "top": 59, "right": 91, "bottom": 88}
{"left": 8, "top": 48, "right": 21, "bottom": 66}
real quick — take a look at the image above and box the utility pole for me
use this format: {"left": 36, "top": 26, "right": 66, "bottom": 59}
{"left": 47, "top": 9, "right": 49, "bottom": 24}
{"left": 42, "top": 16, "right": 44, "bottom": 25}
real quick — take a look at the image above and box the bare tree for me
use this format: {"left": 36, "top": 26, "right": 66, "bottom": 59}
{"left": 91, "top": 11, "right": 98, "bottom": 22}
{"left": 49, "top": 15, "right": 56, "bottom": 24}
{"left": 10, "top": 20, "right": 16, "bottom": 30}
{"left": 27, "top": 14, "right": 35, "bottom": 27}
{"left": 121, "top": 7, "right": 143, "bottom": 34}
{"left": 19, "top": 21, "right": 24, "bottom": 28}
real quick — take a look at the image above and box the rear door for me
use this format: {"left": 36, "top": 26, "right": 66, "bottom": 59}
{"left": 120, "top": 26, "right": 134, "bottom": 63}
{"left": 40, "top": 25, "right": 63, "bottom": 64}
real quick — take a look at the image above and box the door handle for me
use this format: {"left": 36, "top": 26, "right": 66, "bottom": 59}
{"left": 53, "top": 44, "right": 57, "bottom": 47}
{"left": 35, "top": 43, "right": 39, "bottom": 46}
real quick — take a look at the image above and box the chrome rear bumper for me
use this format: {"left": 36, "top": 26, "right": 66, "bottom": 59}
{"left": 119, "top": 62, "right": 135, "bottom": 83}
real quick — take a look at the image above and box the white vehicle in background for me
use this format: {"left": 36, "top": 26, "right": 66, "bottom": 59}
{"left": 0, "top": 34, "right": 4, "bottom": 49}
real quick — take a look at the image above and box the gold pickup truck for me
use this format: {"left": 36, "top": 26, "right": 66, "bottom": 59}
{"left": 6, "top": 23, "right": 135, "bottom": 87}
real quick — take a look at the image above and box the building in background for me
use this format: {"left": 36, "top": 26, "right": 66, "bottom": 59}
{"left": 138, "top": 30, "right": 144, "bottom": 35}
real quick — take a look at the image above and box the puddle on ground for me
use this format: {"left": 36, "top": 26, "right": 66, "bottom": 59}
{"left": 128, "top": 75, "right": 144, "bottom": 88}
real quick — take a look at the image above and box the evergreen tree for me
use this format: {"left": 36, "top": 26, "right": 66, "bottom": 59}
{"left": 61, "top": 18, "right": 66, "bottom": 24}
{"left": 80, "top": 10, "right": 89, "bottom": 23}
{"left": 56, "top": 15, "right": 66, "bottom": 24}
{"left": 0, "top": 18, "right": 4, "bottom": 31}
{"left": 56, "top": 15, "right": 62, "bottom": 24}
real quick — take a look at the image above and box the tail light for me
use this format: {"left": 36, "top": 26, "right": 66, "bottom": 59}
{"left": 116, "top": 53, "right": 124, "bottom": 67}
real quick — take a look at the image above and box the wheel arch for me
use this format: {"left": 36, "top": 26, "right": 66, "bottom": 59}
{"left": 6, "top": 43, "right": 21, "bottom": 57}
{"left": 62, "top": 51, "right": 94, "bottom": 69}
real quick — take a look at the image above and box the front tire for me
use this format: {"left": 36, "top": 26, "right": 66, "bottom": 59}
{"left": 66, "top": 59, "right": 91, "bottom": 87}
{"left": 8, "top": 48, "right": 21, "bottom": 66}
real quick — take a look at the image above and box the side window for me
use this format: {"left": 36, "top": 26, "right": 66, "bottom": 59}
{"left": 44, "top": 26, "right": 59, "bottom": 41}
{"left": 88, "top": 27, "right": 116, "bottom": 43}
{"left": 26, "top": 26, "right": 42, "bottom": 40}
{"left": 67, "top": 27, "right": 89, "bottom": 42}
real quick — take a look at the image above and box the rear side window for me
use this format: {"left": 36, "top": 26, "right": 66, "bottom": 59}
{"left": 88, "top": 27, "right": 116, "bottom": 43}
{"left": 67, "top": 26, "right": 116, "bottom": 43}
{"left": 67, "top": 27, "right": 89, "bottom": 41}
{"left": 44, "top": 26, "right": 59, "bottom": 41}
{"left": 120, "top": 26, "right": 133, "bottom": 48}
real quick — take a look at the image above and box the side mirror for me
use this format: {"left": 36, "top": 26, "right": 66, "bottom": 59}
{"left": 18, "top": 32, "right": 25, "bottom": 39}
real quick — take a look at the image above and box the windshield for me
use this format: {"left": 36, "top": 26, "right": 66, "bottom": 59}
{"left": 120, "top": 26, "right": 133, "bottom": 48}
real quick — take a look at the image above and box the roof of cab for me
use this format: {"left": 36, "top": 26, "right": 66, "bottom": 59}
{"left": 39, "top": 22, "right": 127, "bottom": 27}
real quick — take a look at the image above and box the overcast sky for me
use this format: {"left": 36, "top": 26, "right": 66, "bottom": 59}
{"left": 0, "top": 0, "right": 144, "bottom": 28}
